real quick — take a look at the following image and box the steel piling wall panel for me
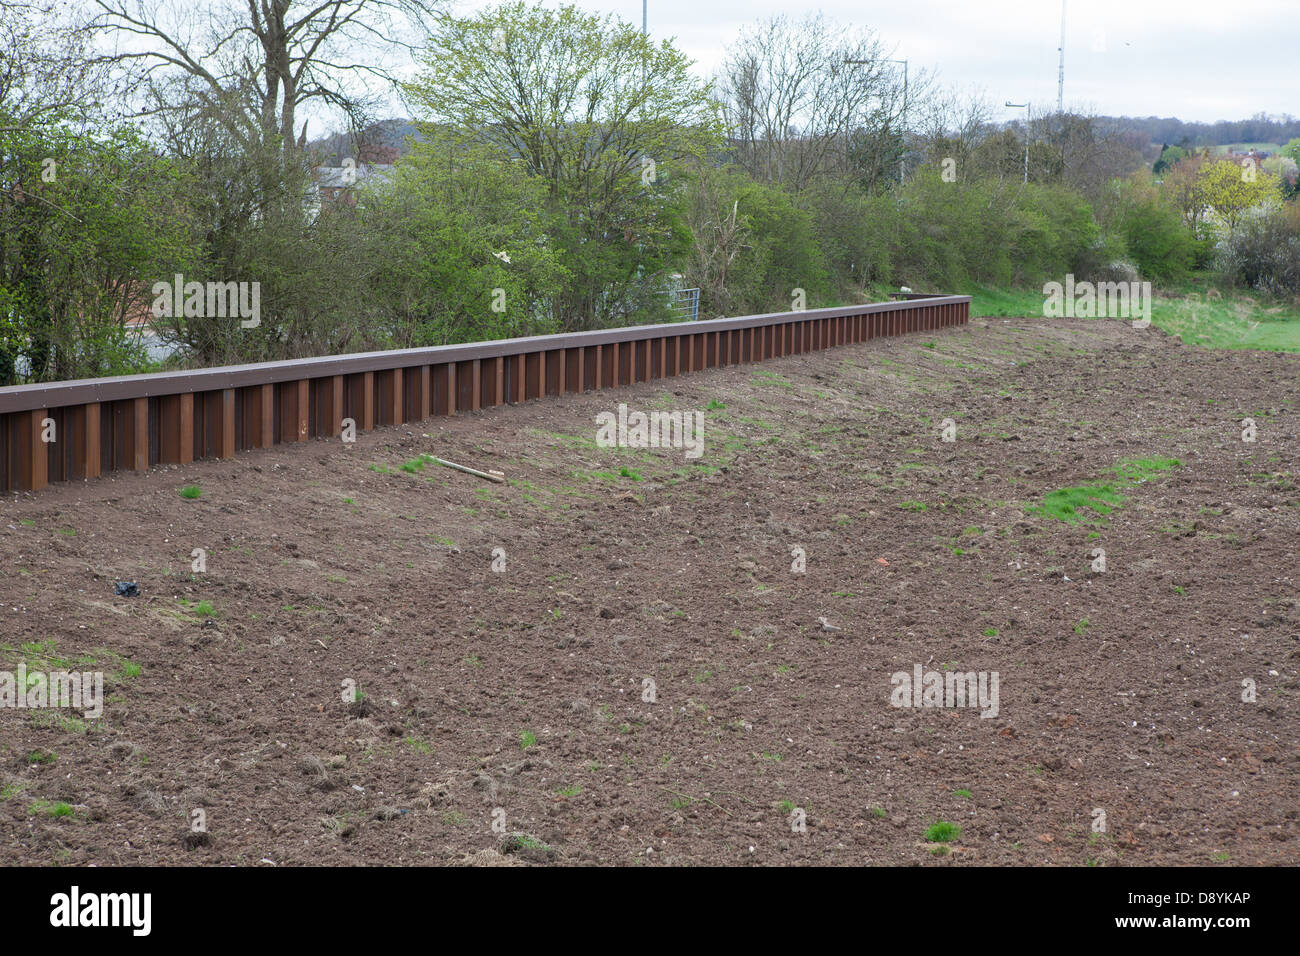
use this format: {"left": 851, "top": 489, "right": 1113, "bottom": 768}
{"left": 0, "top": 296, "right": 968, "bottom": 492}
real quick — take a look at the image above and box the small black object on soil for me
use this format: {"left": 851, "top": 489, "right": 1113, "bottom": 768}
{"left": 114, "top": 582, "right": 139, "bottom": 597}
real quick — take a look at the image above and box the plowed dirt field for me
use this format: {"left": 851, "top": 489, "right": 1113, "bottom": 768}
{"left": 2, "top": 316, "right": 1296, "bottom": 865}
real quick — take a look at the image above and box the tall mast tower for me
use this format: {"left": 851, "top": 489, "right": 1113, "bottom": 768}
{"left": 1057, "top": 0, "right": 1067, "bottom": 114}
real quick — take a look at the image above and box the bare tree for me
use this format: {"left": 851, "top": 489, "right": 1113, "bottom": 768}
{"left": 1030, "top": 110, "right": 1147, "bottom": 198}
{"left": 88, "top": 0, "right": 441, "bottom": 158}
{"left": 915, "top": 84, "right": 994, "bottom": 181}
{"left": 1, "top": 1, "right": 108, "bottom": 133}
{"left": 719, "top": 14, "right": 923, "bottom": 193}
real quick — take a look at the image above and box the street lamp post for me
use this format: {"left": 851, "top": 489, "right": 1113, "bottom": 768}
{"left": 1005, "top": 100, "right": 1029, "bottom": 184}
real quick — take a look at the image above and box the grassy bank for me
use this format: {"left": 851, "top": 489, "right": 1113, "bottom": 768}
{"left": 964, "top": 279, "right": 1300, "bottom": 353}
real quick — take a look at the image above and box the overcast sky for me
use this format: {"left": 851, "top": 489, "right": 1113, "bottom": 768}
{"left": 450, "top": 0, "right": 1295, "bottom": 124}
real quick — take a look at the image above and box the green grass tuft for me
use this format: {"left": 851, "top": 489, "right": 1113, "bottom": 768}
{"left": 925, "top": 821, "right": 961, "bottom": 843}
{"left": 1029, "top": 485, "right": 1125, "bottom": 524}
{"left": 400, "top": 453, "right": 436, "bottom": 474}
{"left": 1112, "top": 456, "right": 1181, "bottom": 482}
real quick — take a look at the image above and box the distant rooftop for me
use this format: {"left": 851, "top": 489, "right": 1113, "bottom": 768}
{"left": 312, "top": 164, "right": 395, "bottom": 189}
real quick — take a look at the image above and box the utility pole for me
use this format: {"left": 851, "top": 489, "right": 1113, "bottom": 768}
{"left": 1006, "top": 101, "right": 1029, "bottom": 184}
{"left": 1057, "top": 0, "right": 1067, "bottom": 115}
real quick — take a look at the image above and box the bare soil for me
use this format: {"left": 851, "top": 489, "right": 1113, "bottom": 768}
{"left": 2, "top": 316, "right": 1297, "bottom": 866}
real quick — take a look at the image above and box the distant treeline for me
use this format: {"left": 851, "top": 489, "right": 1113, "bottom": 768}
{"left": 308, "top": 115, "right": 1300, "bottom": 168}
{"left": 1104, "top": 113, "right": 1300, "bottom": 149}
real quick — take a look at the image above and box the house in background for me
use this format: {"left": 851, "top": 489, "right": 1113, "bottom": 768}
{"left": 309, "top": 143, "right": 398, "bottom": 217}
{"left": 1225, "top": 147, "right": 1271, "bottom": 172}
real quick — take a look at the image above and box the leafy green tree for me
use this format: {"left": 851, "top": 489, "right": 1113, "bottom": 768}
{"left": 406, "top": 1, "right": 721, "bottom": 330}
{"left": 1153, "top": 144, "right": 1187, "bottom": 175}
{"left": 1118, "top": 199, "right": 1195, "bottom": 280}
{"left": 1, "top": 123, "right": 200, "bottom": 382}
{"left": 1276, "top": 139, "right": 1300, "bottom": 201}
{"left": 1159, "top": 152, "right": 1212, "bottom": 236}
{"left": 364, "top": 132, "right": 567, "bottom": 345}
{"left": 1197, "top": 159, "right": 1276, "bottom": 229}
{"left": 0, "top": 11, "right": 197, "bottom": 382}
{"left": 1013, "top": 182, "right": 1102, "bottom": 281}
{"left": 725, "top": 176, "right": 831, "bottom": 313}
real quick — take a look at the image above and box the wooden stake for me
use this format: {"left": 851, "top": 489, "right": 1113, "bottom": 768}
{"left": 431, "top": 456, "right": 505, "bottom": 483}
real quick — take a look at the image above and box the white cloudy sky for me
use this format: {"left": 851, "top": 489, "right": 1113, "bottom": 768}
{"left": 448, "top": 0, "right": 1296, "bottom": 123}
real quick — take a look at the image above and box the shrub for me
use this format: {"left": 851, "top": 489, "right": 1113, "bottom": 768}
{"left": 893, "top": 173, "right": 1101, "bottom": 289}
{"left": 1118, "top": 200, "right": 1195, "bottom": 280}
{"left": 688, "top": 170, "right": 832, "bottom": 315}
{"left": 797, "top": 179, "right": 894, "bottom": 296}
{"left": 1215, "top": 211, "right": 1300, "bottom": 296}
{"left": 1017, "top": 182, "right": 1101, "bottom": 280}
